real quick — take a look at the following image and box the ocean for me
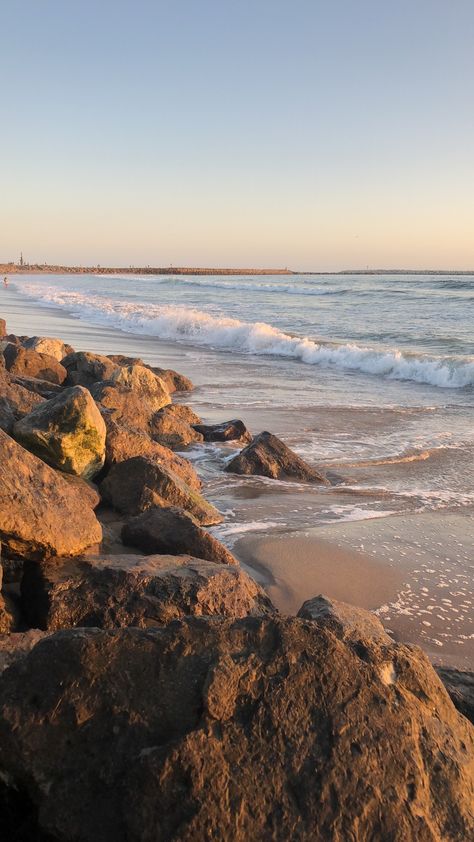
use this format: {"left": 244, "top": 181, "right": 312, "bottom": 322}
{"left": 4, "top": 271, "right": 474, "bottom": 664}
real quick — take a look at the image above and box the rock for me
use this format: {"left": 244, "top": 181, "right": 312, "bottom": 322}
{"left": 107, "top": 355, "right": 194, "bottom": 392}
{"left": 62, "top": 351, "right": 120, "bottom": 387}
{"left": 226, "top": 430, "right": 329, "bottom": 483}
{"left": 20, "top": 555, "right": 273, "bottom": 630}
{"left": 103, "top": 418, "right": 201, "bottom": 490}
{"left": 9, "top": 373, "right": 64, "bottom": 398}
{"left": 150, "top": 405, "right": 204, "bottom": 449}
{"left": 3, "top": 344, "right": 67, "bottom": 385}
{"left": 436, "top": 667, "right": 474, "bottom": 724}
{"left": 0, "top": 369, "right": 44, "bottom": 433}
{"left": 122, "top": 506, "right": 236, "bottom": 565}
{"left": 110, "top": 364, "right": 171, "bottom": 412}
{"left": 151, "top": 366, "right": 194, "bottom": 392}
{"left": 23, "top": 336, "right": 73, "bottom": 361}
{"left": 14, "top": 385, "right": 106, "bottom": 479}
{"left": 0, "top": 428, "right": 102, "bottom": 560}
{"left": 0, "top": 618, "right": 472, "bottom": 842}
{"left": 61, "top": 474, "right": 101, "bottom": 510}
{"left": 0, "top": 630, "right": 49, "bottom": 675}
{"left": 0, "top": 318, "right": 6, "bottom": 338}
{"left": 193, "top": 418, "right": 251, "bottom": 443}
{"left": 0, "top": 593, "right": 18, "bottom": 633}
{"left": 91, "top": 381, "right": 157, "bottom": 432}
{"left": 100, "top": 456, "right": 222, "bottom": 525}
{"left": 297, "top": 594, "right": 392, "bottom": 645}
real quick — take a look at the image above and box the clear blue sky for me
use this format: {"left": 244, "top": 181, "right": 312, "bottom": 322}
{"left": 2, "top": 0, "right": 474, "bottom": 270}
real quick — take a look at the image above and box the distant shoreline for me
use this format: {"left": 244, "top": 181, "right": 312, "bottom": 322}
{"left": 1, "top": 264, "right": 474, "bottom": 276}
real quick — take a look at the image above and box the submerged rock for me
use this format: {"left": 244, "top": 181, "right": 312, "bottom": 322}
{"left": 226, "top": 430, "right": 329, "bottom": 483}
{"left": 192, "top": 418, "right": 251, "bottom": 443}
{"left": 122, "top": 506, "right": 236, "bottom": 564}
{"left": 0, "top": 428, "right": 102, "bottom": 560}
{"left": 103, "top": 417, "right": 201, "bottom": 489}
{"left": 100, "top": 456, "right": 222, "bottom": 525}
{"left": 14, "top": 385, "right": 106, "bottom": 478}
{"left": 0, "top": 617, "right": 472, "bottom": 841}
{"left": 3, "top": 344, "right": 67, "bottom": 384}
{"left": 20, "top": 554, "right": 273, "bottom": 629}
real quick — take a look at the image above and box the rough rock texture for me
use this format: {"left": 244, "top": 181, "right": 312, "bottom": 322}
{"left": 0, "top": 618, "right": 472, "bottom": 842}
{"left": 100, "top": 456, "right": 222, "bottom": 525}
{"left": 0, "top": 318, "right": 6, "bottom": 338}
{"left": 0, "top": 370, "right": 44, "bottom": 433}
{"left": 0, "top": 593, "right": 18, "bottom": 633}
{"left": 61, "top": 474, "right": 101, "bottom": 510}
{"left": 103, "top": 418, "right": 201, "bottom": 489}
{"left": 111, "top": 364, "right": 171, "bottom": 411}
{"left": 23, "top": 336, "right": 73, "bottom": 361}
{"left": 192, "top": 418, "right": 251, "bottom": 443}
{"left": 226, "top": 430, "right": 329, "bottom": 483}
{"left": 150, "top": 405, "right": 204, "bottom": 449}
{"left": 0, "top": 428, "right": 102, "bottom": 559}
{"left": 91, "top": 381, "right": 157, "bottom": 432}
{"left": 298, "top": 594, "right": 392, "bottom": 644}
{"left": 437, "top": 667, "right": 474, "bottom": 724}
{"left": 62, "top": 351, "right": 120, "bottom": 387}
{"left": 14, "top": 385, "right": 106, "bottom": 478}
{"left": 3, "top": 344, "right": 67, "bottom": 385}
{"left": 0, "top": 630, "right": 49, "bottom": 675}
{"left": 151, "top": 366, "right": 194, "bottom": 393}
{"left": 20, "top": 554, "right": 273, "bottom": 630}
{"left": 122, "top": 506, "right": 236, "bottom": 565}
{"left": 10, "top": 373, "right": 64, "bottom": 398}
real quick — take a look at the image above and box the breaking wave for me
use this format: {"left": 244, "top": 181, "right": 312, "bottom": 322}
{"left": 17, "top": 283, "right": 474, "bottom": 389}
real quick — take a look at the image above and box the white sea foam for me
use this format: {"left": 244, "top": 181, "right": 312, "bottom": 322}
{"left": 17, "top": 282, "right": 474, "bottom": 389}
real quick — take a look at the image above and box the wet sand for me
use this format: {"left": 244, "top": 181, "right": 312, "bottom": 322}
{"left": 236, "top": 511, "right": 474, "bottom": 669}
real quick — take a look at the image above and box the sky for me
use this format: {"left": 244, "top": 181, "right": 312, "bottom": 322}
{"left": 1, "top": 0, "right": 474, "bottom": 271}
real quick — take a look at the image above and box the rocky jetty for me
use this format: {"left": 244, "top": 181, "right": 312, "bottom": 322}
{"left": 0, "top": 320, "right": 472, "bottom": 842}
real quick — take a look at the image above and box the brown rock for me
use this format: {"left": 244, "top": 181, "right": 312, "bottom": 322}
{"left": 0, "top": 428, "right": 102, "bottom": 560}
{"left": 193, "top": 418, "right": 251, "bottom": 443}
{"left": 91, "top": 381, "right": 157, "bottom": 432}
{"left": 13, "top": 385, "right": 106, "bottom": 479}
{"left": 23, "top": 336, "right": 73, "bottom": 361}
{"left": 226, "top": 430, "right": 329, "bottom": 483}
{"left": 20, "top": 554, "right": 273, "bottom": 630}
{"left": 0, "top": 318, "right": 6, "bottom": 338}
{"left": 150, "top": 405, "right": 204, "bottom": 449}
{"left": 104, "top": 418, "right": 201, "bottom": 490}
{"left": 10, "top": 373, "right": 64, "bottom": 398}
{"left": 0, "top": 618, "right": 472, "bottom": 841}
{"left": 122, "top": 506, "right": 236, "bottom": 564}
{"left": 107, "top": 355, "right": 194, "bottom": 392}
{"left": 436, "top": 667, "right": 474, "bottom": 724}
{"left": 0, "top": 629, "right": 49, "bottom": 675}
{"left": 110, "top": 364, "right": 171, "bottom": 412}
{"left": 297, "top": 594, "right": 392, "bottom": 645}
{"left": 100, "top": 456, "right": 222, "bottom": 525}
{"left": 0, "top": 369, "right": 44, "bottom": 433}
{"left": 3, "top": 345, "right": 67, "bottom": 385}
{"left": 62, "top": 351, "right": 120, "bottom": 387}
{"left": 0, "top": 593, "right": 18, "bottom": 634}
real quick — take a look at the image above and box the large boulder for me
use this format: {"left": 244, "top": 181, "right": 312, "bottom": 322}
{"left": 62, "top": 351, "right": 121, "bottom": 387}
{"left": 13, "top": 385, "right": 106, "bottom": 478}
{"left": 3, "top": 344, "right": 67, "bottom": 385}
{"left": 0, "top": 428, "right": 102, "bottom": 559}
{"left": 0, "top": 618, "right": 472, "bottom": 841}
{"left": 192, "top": 418, "right": 251, "bottom": 443}
{"left": 122, "top": 506, "right": 236, "bottom": 564}
{"left": 0, "top": 369, "right": 44, "bottom": 433}
{"left": 100, "top": 456, "right": 222, "bottom": 525}
{"left": 103, "top": 418, "right": 201, "bottom": 490}
{"left": 107, "top": 355, "right": 194, "bottom": 392}
{"left": 226, "top": 430, "right": 329, "bottom": 483}
{"left": 150, "top": 405, "right": 204, "bottom": 449}
{"left": 20, "top": 554, "right": 273, "bottom": 630}
{"left": 298, "top": 594, "right": 392, "bottom": 645}
{"left": 23, "top": 336, "right": 73, "bottom": 361}
{"left": 436, "top": 667, "right": 474, "bottom": 725}
{"left": 9, "top": 373, "right": 63, "bottom": 398}
{"left": 110, "top": 364, "right": 171, "bottom": 412}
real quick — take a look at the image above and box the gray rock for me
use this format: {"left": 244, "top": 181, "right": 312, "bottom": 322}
{"left": 226, "top": 430, "right": 329, "bottom": 483}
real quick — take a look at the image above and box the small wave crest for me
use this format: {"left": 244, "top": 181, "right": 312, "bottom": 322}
{"left": 17, "top": 282, "right": 474, "bottom": 389}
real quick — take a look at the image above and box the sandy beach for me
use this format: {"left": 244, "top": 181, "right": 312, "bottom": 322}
{"left": 237, "top": 511, "right": 474, "bottom": 668}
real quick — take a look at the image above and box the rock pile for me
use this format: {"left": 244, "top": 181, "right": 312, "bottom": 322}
{"left": 0, "top": 320, "right": 472, "bottom": 842}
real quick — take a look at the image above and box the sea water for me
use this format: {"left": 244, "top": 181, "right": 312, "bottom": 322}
{"left": 8, "top": 272, "right": 474, "bottom": 537}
